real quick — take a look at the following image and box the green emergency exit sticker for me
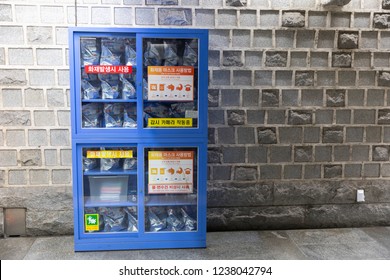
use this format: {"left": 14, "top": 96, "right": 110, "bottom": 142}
{"left": 85, "top": 214, "right": 99, "bottom": 231}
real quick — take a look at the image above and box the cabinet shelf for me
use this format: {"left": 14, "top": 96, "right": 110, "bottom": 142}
{"left": 84, "top": 169, "right": 137, "bottom": 176}
{"left": 82, "top": 99, "right": 137, "bottom": 103}
{"left": 145, "top": 194, "right": 197, "bottom": 206}
{"left": 84, "top": 198, "right": 137, "bottom": 208}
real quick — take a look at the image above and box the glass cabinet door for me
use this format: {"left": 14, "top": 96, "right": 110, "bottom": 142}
{"left": 142, "top": 38, "right": 199, "bottom": 129}
{"left": 79, "top": 36, "right": 137, "bottom": 130}
{"left": 82, "top": 146, "right": 138, "bottom": 233}
{"left": 144, "top": 147, "right": 198, "bottom": 232}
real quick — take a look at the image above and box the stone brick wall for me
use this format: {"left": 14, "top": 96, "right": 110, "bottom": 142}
{"left": 1, "top": 0, "right": 390, "bottom": 235}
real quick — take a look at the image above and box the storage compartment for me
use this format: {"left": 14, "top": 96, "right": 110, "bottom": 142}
{"left": 88, "top": 176, "right": 128, "bottom": 203}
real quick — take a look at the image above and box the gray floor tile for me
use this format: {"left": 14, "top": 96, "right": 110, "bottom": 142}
{"left": 360, "top": 227, "right": 390, "bottom": 251}
{"left": 299, "top": 241, "right": 390, "bottom": 260}
{"left": 0, "top": 237, "right": 36, "bottom": 260}
{"left": 286, "top": 228, "right": 375, "bottom": 245}
{"left": 23, "top": 236, "right": 76, "bottom": 260}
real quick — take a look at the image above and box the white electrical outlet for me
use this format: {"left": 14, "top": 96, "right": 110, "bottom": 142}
{"left": 357, "top": 189, "right": 365, "bottom": 202}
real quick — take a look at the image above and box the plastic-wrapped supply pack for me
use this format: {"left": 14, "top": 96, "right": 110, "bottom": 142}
{"left": 124, "top": 207, "right": 138, "bottom": 232}
{"left": 100, "top": 158, "right": 120, "bottom": 171}
{"left": 100, "top": 74, "right": 120, "bottom": 99}
{"left": 144, "top": 42, "right": 162, "bottom": 66}
{"left": 164, "top": 41, "right": 179, "bottom": 66}
{"left": 82, "top": 103, "right": 103, "bottom": 128}
{"left": 123, "top": 104, "right": 137, "bottom": 128}
{"left": 81, "top": 71, "right": 101, "bottom": 99}
{"left": 81, "top": 38, "right": 100, "bottom": 66}
{"left": 170, "top": 102, "right": 195, "bottom": 118}
{"left": 104, "top": 103, "right": 123, "bottom": 128}
{"left": 166, "top": 208, "right": 185, "bottom": 231}
{"left": 83, "top": 156, "right": 98, "bottom": 171}
{"left": 181, "top": 208, "right": 196, "bottom": 231}
{"left": 183, "top": 42, "right": 198, "bottom": 66}
{"left": 144, "top": 102, "right": 170, "bottom": 118}
{"left": 125, "top": 40, "right": 137, "bottom": 66}
{"left": 147, "top": 208, "right": 166, "bottom": 232}
{"left": 143, "top": 79, "right": 148, "bottom": 100}
{"left": 121, "top": 74, "right": 136, "bottom": 99}
{"left": 100, "top": 38, "right": 124, "bottom": 66}
{"left": 98, "top": 207, "right": 127, "bottom": 232}
{"left": 123, "top": 157, "right": 137, "bottom": 170}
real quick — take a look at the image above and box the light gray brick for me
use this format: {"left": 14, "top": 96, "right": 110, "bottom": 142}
{"left": 0, "top": 4, "right": 12, "bottom": 21}
{"left": 363, "top": 0, "right": 380, "bottom": 9}
{"left": 9, "top": 48, "right": 34, "bottom": 65}
{"left": 8, "top": 170, "right": 27, "bottom": 185}
{"left": 218, "top": 10, "right": 237, "bottom": 26}
{"left": 265, "top": 51, "right": 287, "bottom": 67}
{"left": 374, "top": 52, "right": 390, "bottom": 67}
{"left": 56, "top": 27, "right": 68, "bottom": 45}
{"left": 182, "top": 0, "right": 199, "bottom": 5}
{"left": 240, "top": 10, "right": 257, "bottom": 27}
{"left": 202, "top": 0, "right": 223, "bottom": 6}
{"left": 233, "top": 70, "right": 251, "bottom": 85}
{"left": 330, "top": 12, "right": 351, "bottom": 27}
{"left": 15, "top": 5, "right": 39, "bottom": 23}
{"left": 124, "top": 0, "right": 143, "bottom": 4}
{"left": 195, "top": 9, "right": 215, "bottom": 27}
{"left": 135, "top": 8, "right": 155, "bottom": 25}
{"left": 260, "top": 10, "right": 279, "bottom": 27}
{"left": 67, "top": 6, "right": 89, "bottom": 24}
{"left": 2, "top": 89, "right": 23, "bottom": 107}
{"left": 282, "top": 90, "right": 299, "bottom": 106}
{"left": 276, "top": 30, "right": 294, "bottom": 48}
{"left": 0, "top": 111, "right": 31, "bottom": 126}
{"left": 347, "top": 89, "right": 364, "bottom": 106}
{"left": 30, "top": 169, "right": 49, "bottom": 185}
{"left": 352, "top": 145, "right": 370, "bottom": 161}
{"left": 52, "top": 169, "right": 71, "bottom": 184}
{"left": 47, "top": 89, "right": 65, "bottom": 107}
{"left": 308, "top": 11, "right": 328, "bottom": 27}
{"left": 253, "top": 30, "right": 273, "bottom": 48}
{"left": 254, "top": 71, "right": 273, "bottom": 86}
{"left": 58, "top": 69, "right": 70, "bottom": 86}
{"left": 361, "top": 31, "right": 378, "bottom": 49}
{"left": 0, "top": 26, "right": 24, "bottom": 44}
{"left": 295, "top": 71, "right": 314, "bottom": 86}
{"left": 275, "top": 71, "right": 292, "bottom": 86}
{"left": 40, "top": 6, "right": 64, "bottom": 23}
{"left": 6, "top": 130, "right": 25, "bottom": 147}
{"left": 354, "top": 52, "right": 371, "bottom": 68}
{"left": 232, "top": 30, "right": 250, "bottom": 47}
{"left": 291, "top": 52, "right": 308, "bottom": 67}
{"left": 60, "top": 149, "right": 72, "bottom": 166}
{"left": 29, "top": 70, "right": 55, "bottom": 86}
{"left": 296, "top": 30, "right": 316, "bottom": 48}
{"left": 301, "top": 89, "right": 323, "bottom": 106}
{"left": 249, "top": 0, "right": 269, "bottom": 7}
{"left": 272, "top": 0, "right": 290, "bottom": 8}
{"left": 20, "top": 149, "right": 42, "bottom": 166}
{"left": 58, "top": 111, "right": 70, "bottom": 126}
{"left": 282, "top": 11, "right": 305, "bottom": 27}
{"left": 28, "top": 130, "right": 48, "bottom": 146}
{"left": 338, "top": 71, "right": 356, "bottom": 86}
{"left": 37, "top": 49, "right": 63, "bottom": 66}
{"left": 0, "top": 150, "right": 17, "bottom": 166}
{"left": 34, "top": 111, "right": 55, "bottom": 126}
{"left": 25, "top": 88, "right": 45, "bottom": 107}
{"left": 332, "top": 52, "right": 352, "bottom": 68}
{"left": 91, "top": 7, "right": 112, "bottom": 24}
{"left": 358, "top": 71, "right": 376, "bottom": 86}
{"left": 0, "top": 48, "right": 4, "bottom": 64}
{"left": 317, "top": 31, "right": 335, "bottom": 48}
{"left": 0, "top": 131, "right": 3, "bottom": 146}
{"left": 102, "top": 0, "right": 122, "bottom": 4}
{"left": 354, "top": 12, "right": 371, "bottom": 28}
{"left": 27, "top": 26, "right": 53, "bottom": 45}
{"left": 310, "top": 52, "right": 329, "bottom": 67}
{"left": 50, "top": 130, "right": 70, "bottom": 146}
{"left": 45, "top": 149, "right": 57, "bottom": 165}
{"left": 0, "top": 69, "right": 27, "bottom": 85}
{"left": 245, "top": 51, "right": 262, "bottom": 67}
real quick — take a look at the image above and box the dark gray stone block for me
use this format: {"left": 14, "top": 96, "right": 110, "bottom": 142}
{"left": 254, "top": 70, "right": 273, "bottom": 86}
{"left": 294, "top": 146, "right": 313, "bottom": 162}
{"left": 242, "top": 89, "right": 259, "bottom": 107}
{"left": 304, "top": 164, "right": 321, "bottom": 179}
{"left": 374, "top": 13, "right": 390, "bottom": 28}
{"left": 346, "top": 127, "right": 364, "bottom": 142}
{"left": 221, "top": 89, "right": 240, "bottom": 106}
{"left": 324, "top": 165, "right": 342, "bottom": 178}
{"left": 227, "top": 110, "right": 245, "bottom": 125}
{"left": 226, "top": 0, "right": 247, "bottom": 6}
{"left": 336, "top": 110, "right": 351, "bottom": 124}
{"left": 332, "top": 52, "right": 352, "bottom": 67}
{"left": 212, "top": 165, "right": 232, "bottom": 181}
{"left": 282, "top": 11, "right": 305, "bottom": 28}
{"left": 146, "top": 0, "right": 178, "bottom": 4}
{"left": 270, "top": 146, "right": 292, "bottom": 163}
{"left": 208, "top": 89, "right": 219, "bottom": 107}
{"left": 257, "top": 127, "right": 277, "bottom": 144}
{"left": 288, "top": 110, "right": 313, "bottom": 125}
{"left": 267, "top": 110, "right": 286, "bottom": 124}
{"left": 384, "top": 0, "right": 390, "bottom": 9}
{"left": 316, "top": 110, "right": 333, "bottom": 124}
{"left": 351, "top": 145, "right": 369, "bottom": 161}
{"left": 279, "top": 127, "right": 303, "bottom": 144}
{"left": 315, "top": 146, "right": 332, "bottom": 162}
{"left": 334, "top": 145, "right": 350, "bottom": 161}
{"left": 284, "top": 165, "right": 302, "bottom": 179}
{"left": 364, "top": 163, "right": 380, "bottom": 177}
{"left": 260, "top": 165, "right": 282, "bottom": 179}
{"left": 208, "top": 50, "right": 220, "bottom": 67}
{"left": 366, "top": 127, "right": 382, "bottom": 143}
{"left": 338, "top": 32, "right": 359, "bottom": 49}
{"left": 326, "top": 89, "right": 346, "bottom": 107}
{"left": 208, "top": 110, "right": 224, "bottom": 125}
{"left": 208, "top": 148, "right": 222, "bottom": 163}
{"left": 354, "top": 109, "right": 376, "bottom": 124}
{"left": 373, "top": 146, "right": 390, "bottom": 161}
{"left": 208, "top": 128, "right": 215, "bottom": 144}
{"left": 212, "top": 70, "right": 230, "bottom": 86}
{"left": 234, "top": 166, "right": 258, "bottom": 181}
{"left": 323, "top": 127, "right": 344, "bottom": 143}
{"left": 262, "top": 89, "right": 279, "bottom": 107}
{"left": 217, "top": 127, "right": 235, "bottom": 144}
{"left": 282, "top": 90, "right": 299, "bottom": 106}
{"left": 302, "top": 89, "right": 323, "bottom": 106}
{"left": 222, "top": 147, "right": 246, "bottom": 163}
{"left": 295, "top": 71, "right": 314, "bottom": 86}
{"left": 378, "top": 71, "right": 390, "bottom": 87}
{"left": 233, "top": 70, "right": 252, "bottom": 86}
{"left": 223, "top": 51, "right": 243, "bottom": 67}
{"left": 304, "top": 127, "right": 321, "bottom": 143}
{"left": 265, "top": 51, "right": 288, "bottom": 67}
{"left": 378, "top": 109, "right": 390, "bottom": 124}
{"left": 247, "top": 110, "right": 265, "bottom": 124}
{"left": 237, "top": 127, "right": 255, "bottom": 144}
{"left": 345, "top": 164, "right": 362, "bottom": 178}
{"left": 247, "top": 146, "right": 267, "bottom": 163}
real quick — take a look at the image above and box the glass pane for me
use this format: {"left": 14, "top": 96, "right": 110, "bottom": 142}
{"left": 82, "top": 146, "right": 138, "bottom": 233}
{"left": 144, "top": 147, "right": 198, "bottom": 232}
{"left": 80, "top": 36, "right": 137, "bottom": 129}
{"left": 142, "top": 38, "right": 199, "bottom": 128}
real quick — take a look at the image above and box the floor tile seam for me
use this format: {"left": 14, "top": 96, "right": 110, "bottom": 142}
{"left": 283, "top": 232, "right": 311, "bottom": 259}
{"left": 22, "top": 238, "right": 38, "bottom": 260}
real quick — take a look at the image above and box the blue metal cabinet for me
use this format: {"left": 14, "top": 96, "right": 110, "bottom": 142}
{"left": 69, "top": 28, "right": 208, "bottom": 251}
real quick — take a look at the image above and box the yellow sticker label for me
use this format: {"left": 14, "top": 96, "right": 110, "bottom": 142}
{"left": 86, "top": 150, "right": 133, "bottom": 159}
{"left": 148, "top": 118, "right": 192, "bottom": 127}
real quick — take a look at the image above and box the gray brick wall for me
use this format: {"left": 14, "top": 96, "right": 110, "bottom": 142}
{"left": 2, "top": 0, "right": 390, "bottom": 236}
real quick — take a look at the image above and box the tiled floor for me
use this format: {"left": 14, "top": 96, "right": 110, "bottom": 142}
{"left": 1, "top": 227, "right": 390, "bottom": 260}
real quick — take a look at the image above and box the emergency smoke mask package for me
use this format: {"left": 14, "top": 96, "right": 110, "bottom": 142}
{"left": 125, "top": 39, "right": 137, "bottom": 66}
{"left": 100, "top": 74, "right": 121, "bottom": 99}
{"left": 100, "top": 38, "right": 124, "bottom": 66}
{"left": 82, "top": 103, "right": 103, "bottom": 128}
{"left": 103, "top": 103, "right": 123, "bottom": 128}
{"left": 81, "top": 72, "right": 101, "bottom": 100}
{"left": 164, "top": 41, "right": 179, "bottom": 66}
{"left": 123, "top": 104, "right": 137, "bottom": 128}
{"left": 144, "top": 41, "right": 162, "bottom": 66}
{"left": 81, "top": 38, "right": 100, "bottom": 66}
{"left": 183, "top": 42, "right": 198, "bottom": 66}
{"left": 123, "top": 157, "right": 137, "bottom": 170}
{"left": 83, "top": 156, "right": 98, "bottom": 171}
{"left": 98, "top": 207, "right": 128, "bottom": 232}
{"left": 121, "top": 74, "right": 136, "bottom": 99}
